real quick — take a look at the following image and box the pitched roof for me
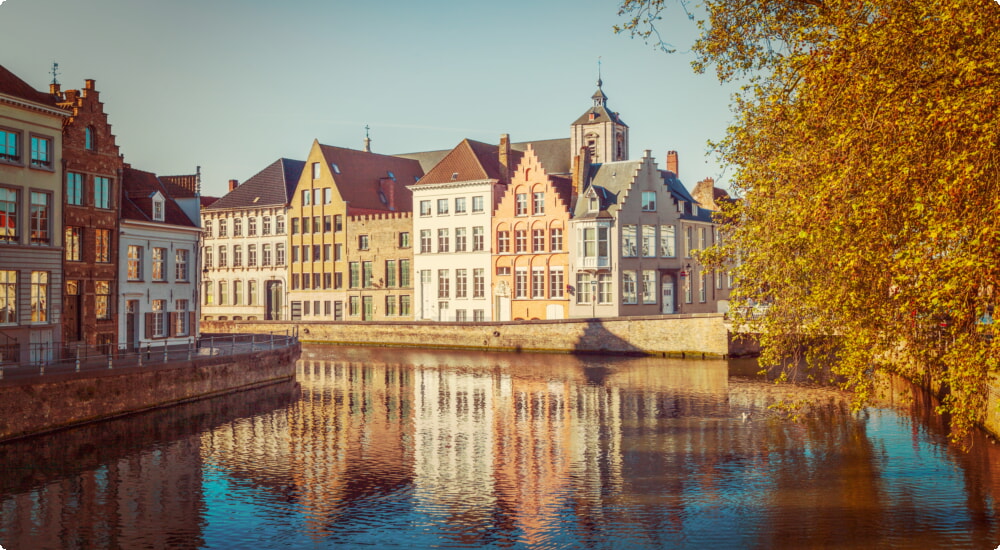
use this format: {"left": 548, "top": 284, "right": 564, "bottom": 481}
{"left": 397, "top": 137, "right": 570, "bottom": 175}
{"left": 122, "top": 167, "right": 198, "bottom": 227}
{"left": 417, "top": 139, "right": 523, "bottom": 186}
{"left": 317, "top": 144, "right": 423, "bottom": 214}
{"left": 0, "top": 64, "right": 60, "bottom": 108}
{"left": 572, "top": 85, "right": 628, "bottom": 128}
{"left": 206, "top": 158, "right": 305, "bottom": 210}
{"left": 571, "top": 160, "right": 643, "bottom": 218}
{"left": 512, "top": 138, "right": 570, "bottom": 174}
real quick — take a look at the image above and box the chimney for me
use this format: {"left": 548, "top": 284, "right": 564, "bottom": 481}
{"left": 49, "top": 83, "right": 61, "bottom": 96}
{"left": 572, "top": 146, "right": 592, "bottom": 197}
{"left": 228, "top": 179, "right": 239, "bottom": 192}
{"left": 666, "top": 150, "right": 679, "bottom": 176}
{"left": 498, "top": 133, "right": 511, "bottom": 185}
{"left": 693, "top": 177, "right": 717, "bottom": 210}
{"left": 85, "top": 79, "right": 95, "bottom": 90}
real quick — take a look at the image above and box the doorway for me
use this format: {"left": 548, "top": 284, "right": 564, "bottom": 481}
{"left": 661, "top": 280, "right": 674, "bottom": 314}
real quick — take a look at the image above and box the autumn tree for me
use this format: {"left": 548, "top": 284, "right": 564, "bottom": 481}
{"left": 618, "top": 0, "right": 1000, "bottom": 439}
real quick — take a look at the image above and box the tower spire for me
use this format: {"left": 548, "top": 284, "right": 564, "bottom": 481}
{"left": 363, "top": 124, "right": 371, "bottom": 153}
{"left": 597, "top": 56, "right": 602, "bottom": 88}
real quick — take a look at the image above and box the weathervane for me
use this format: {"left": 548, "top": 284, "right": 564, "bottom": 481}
{"left": 598, "top": 56, "right": 602, "bottom": 87}
{"left": 50, "top": 61, "right": 59, "bottom": 86}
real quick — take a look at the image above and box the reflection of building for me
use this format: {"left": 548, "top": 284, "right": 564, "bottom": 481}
{"left": 0, "top": 437, "right": 205, "bottom": 548}
{"left": 289, "top": 358, "right": 416, "bottom": 534}
{"left": 412, "top": 367, "right": 497, "bottom": 515}
{"left": 201, "top": 158, "right": 304, "bottom": 321}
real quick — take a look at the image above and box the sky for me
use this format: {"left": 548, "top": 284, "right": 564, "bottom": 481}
{"left": 0, "top": 0, "right": 738, "bottom": 198}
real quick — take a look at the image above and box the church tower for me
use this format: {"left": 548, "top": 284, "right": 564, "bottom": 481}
{"left": 570, "top": 75, "right": 629, "bottom": 165}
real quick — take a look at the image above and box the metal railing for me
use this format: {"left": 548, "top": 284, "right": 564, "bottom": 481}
{"left": 0, "top": 332, "right": 298, "bottom": 382}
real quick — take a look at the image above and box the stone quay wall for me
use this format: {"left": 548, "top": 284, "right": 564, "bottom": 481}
{"left": 201, "top": 314, "right": 742, "bottom": 358}
{"left": 0, "top": 344, "right": 300, "bottom": 443}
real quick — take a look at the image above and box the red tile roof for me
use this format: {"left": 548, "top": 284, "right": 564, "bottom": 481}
{"left": 316, "top": 144, "right": 423, "bottom": 215}
{"left": 417, "top": 139, "right": 523, "bottom": 186}
{"left": 122, "top": 167, "right": 198, "bottom": 227}
{"left": 0, "top": 64, "right": 60, "bottom": 108}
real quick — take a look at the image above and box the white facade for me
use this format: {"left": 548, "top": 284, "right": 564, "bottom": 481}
{"left": 118, "top": 215, "right": 201, "bottom": 350}
{"left": 410, "top": 180, "right": 494, "bottom": 322}
{"left": 201, "top": 207, "right": 289, "bottom": 321}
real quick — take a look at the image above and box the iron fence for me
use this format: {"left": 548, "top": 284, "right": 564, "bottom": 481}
{"left": 0, "top": 332, "right": 298, "bottom": 382}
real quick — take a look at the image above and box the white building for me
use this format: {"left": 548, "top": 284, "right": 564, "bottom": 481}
{"left": 408, "top": 138, "right": 517, "bottom": 321}
{"left": 119, "top": 167, "right": 201, "bottom": 350}
{"left": 201, "top": 158, "right": 303, "bottom": 321}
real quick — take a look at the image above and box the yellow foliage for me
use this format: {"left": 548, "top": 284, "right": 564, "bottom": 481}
{"left": 619, "top": 0, "right": 1000, "bottom": 441}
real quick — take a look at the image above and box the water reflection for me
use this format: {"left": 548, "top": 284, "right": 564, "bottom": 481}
{"left": 2, "top": 346, "right": 1000, "bottom": 549}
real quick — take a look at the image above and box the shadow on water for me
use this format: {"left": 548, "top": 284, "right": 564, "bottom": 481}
{"left": 0, "top": 379, "right": 299, "bottom": 496}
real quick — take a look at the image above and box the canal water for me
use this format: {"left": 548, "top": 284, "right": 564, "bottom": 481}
{"left": 1, "top": 345, "right": 999, "bottom": 549}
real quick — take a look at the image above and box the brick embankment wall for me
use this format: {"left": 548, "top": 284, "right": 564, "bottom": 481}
{"left": 202, "top": 315, "right": 744, "bottom": 357}
{"left": 0, "top": 344, "right": 300, "bottom": 443}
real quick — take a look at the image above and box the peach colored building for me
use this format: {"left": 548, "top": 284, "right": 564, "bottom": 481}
{"left": 492, "top": 145, "right": 574, "bottom": 320}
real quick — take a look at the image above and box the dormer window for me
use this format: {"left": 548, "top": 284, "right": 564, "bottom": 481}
{"left": 588, "top": 195, "right": 598, "bottom": 212}
{"left": 153, "top": 196, "right": 164, "bottom": 221}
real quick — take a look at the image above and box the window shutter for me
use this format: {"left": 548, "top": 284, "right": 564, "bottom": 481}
{"left": 189, "top": 312, "right": 197, "bottom": 335}
{"left": 169, "top": 313, "right": 177, "bottom": 337}
{"left": 144, "top": 313, "right": 153, "bottom": 339}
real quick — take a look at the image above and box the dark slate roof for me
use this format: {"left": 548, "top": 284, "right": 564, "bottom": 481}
{"left": 512, "top": 138, "right": 570, "bottom": 174}
{"left": 206, "top": 158, "right": 305, "bottom": 210}
{"left": 122, "top": 167, "right": 198, "bottom": 227}
{"left": 0, "top": 64, "right": 60, "bottom": 108}
{"left": 417, "top": 139, "right": 523, "bottom": 186}
{"left": 570, "top": 160, "right": 642, "bottom": 218}
{"left": 572, "top": 86, "right": 628, "bottom": 128}
{"left": 317, "top": 144, "right": 423, "bottom": 214}
{"left": 661, "top": 170, "right": 698, "bottom": 204}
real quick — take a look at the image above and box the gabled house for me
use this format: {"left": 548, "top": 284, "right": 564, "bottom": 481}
{"left": 120, "top": 167, "right": 201, "bottom": 350}
{"left": 567, "top": 149, "right": 724, "bottom": 318}
{"left": 408, "top": 136, "right": 520, "bottom": 321}
{"left": 0, "top": 64, "right": 67, "bottom": 363}
{"left": 56, "top": 78, "right": 123, "bottom": 354}
{"left": 492, "top": 145, "right": 574, "bottom": 320}
{"left": 201, "top": 158, "right": 304, "bottom": 321}
{"left": 287, "top": 140, "right": 423, "bottom": 320}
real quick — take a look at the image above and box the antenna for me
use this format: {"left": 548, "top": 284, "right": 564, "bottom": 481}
{"left": 50, "top": 61, "right": 60, "bottom": 86}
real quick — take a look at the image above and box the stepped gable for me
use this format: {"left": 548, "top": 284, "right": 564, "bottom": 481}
{"left": 417, "top": 139, "right": 522, "bottom": 185}
{"left": 317, "top": 144, "right": 422, "bottom": 214}
{"left": 572, "top": 159, "right": 643, "bottom": 219}
{"left": 0, "top": 64, "right": 60, "bottom": 107}
{"left": 512, "top": 145, "right": 574, "bottom": 211}
{"left": 207, "top": 158, "right": 306, "bottom": 210}
{"left": 122, "top": 166, "right": 198, "bottom": 227}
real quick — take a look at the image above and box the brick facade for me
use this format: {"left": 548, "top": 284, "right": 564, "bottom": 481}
{"left": 57, "top": 79, "right": 123, "bottom": 351}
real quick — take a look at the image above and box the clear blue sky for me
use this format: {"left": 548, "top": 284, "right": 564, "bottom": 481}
{"left": 0, "top": 0, "right": 737, "bottom": 198}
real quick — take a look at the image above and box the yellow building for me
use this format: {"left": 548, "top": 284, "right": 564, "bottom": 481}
{"left": 286, "top": 140, "right": 423, "bottom": 320}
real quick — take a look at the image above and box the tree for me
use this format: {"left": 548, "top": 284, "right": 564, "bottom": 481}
{"left": 618, "top": 0, "right": 1000, "bottom": 440}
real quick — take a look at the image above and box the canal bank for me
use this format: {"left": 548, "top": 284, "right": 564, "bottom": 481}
{"left": 0, "top": 340, "right": 300, "bottom": 443}
{"left": 201, "top": 314, "right": 756, "bottom": 358}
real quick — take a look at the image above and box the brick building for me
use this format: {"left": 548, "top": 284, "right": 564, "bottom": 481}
{"left": 343, "top": 211, "right": 413, "bottom": 320}
{"left": 56, "top": 79, "right": 123, "bottom": 353}
{"left": 492, "top": 145, "right": 574, "bottom": 320}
